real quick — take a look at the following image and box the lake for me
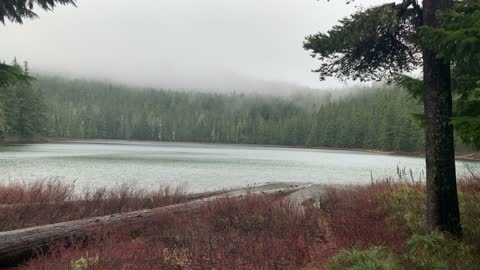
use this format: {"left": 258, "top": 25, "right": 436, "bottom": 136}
{"left": 0, "top": 140, "right": 477, "bottom": 192}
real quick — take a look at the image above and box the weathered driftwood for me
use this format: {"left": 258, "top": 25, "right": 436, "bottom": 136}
{"left": 0, "top": 185, "right": 301, "bottom": 266}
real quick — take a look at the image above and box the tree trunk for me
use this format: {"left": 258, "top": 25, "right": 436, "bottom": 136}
{"left": 422, "top": 0, "right": 461, "bottom": 235}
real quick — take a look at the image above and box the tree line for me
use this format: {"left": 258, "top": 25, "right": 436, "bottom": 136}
{"left": 1, "top": 0, "right": 478, "bottom": 235}
{"left": 20, "top": 76, "right": 432, "bottom": 152}
{"left": 2, "top": 74, "right": 473, "bottom": 153}
{"left": 303, "top": 0, "right": 478, "bottom": 235}
{"left": 0, "top": 61, "right": 47, "bottom": 137}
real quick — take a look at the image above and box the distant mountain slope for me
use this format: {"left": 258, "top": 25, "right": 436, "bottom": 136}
{"left": 32, "top": 75, "right": 450, "bottom": 152}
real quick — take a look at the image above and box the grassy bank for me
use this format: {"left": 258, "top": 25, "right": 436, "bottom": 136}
{"left": 1, "top": 176, "right": 479, "bottom": 269}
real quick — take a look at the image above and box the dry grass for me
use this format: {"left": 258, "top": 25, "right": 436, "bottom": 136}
{"left": 3, "top": 174, "right": 480, "bottom": 269}
{"left": 315, "top": 185, "right": 409, "bottom": 250}
{"left": 0, "top": 178, "right": 189, "bottom": 231}
{"left": 19, "top": 194, "right": 325, "bottom": 270}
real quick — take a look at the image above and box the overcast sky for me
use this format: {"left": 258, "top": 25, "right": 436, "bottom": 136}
{"left": 1, "top": 0, "right": 382, "bottom": 91}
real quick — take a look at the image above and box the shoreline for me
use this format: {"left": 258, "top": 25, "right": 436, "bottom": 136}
{"left": 2, "top": 136, "right": 479, "bottom": 161}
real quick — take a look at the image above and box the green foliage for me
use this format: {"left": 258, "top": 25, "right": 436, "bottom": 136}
{"left": 70, "top": 253, "right": 99, "bottom": 270}
{"left": 382, "top": 186, "right": 480, "bottom": 238}
{"left": 324, "top": 237, "right": 478, "bottom": 270}
{"left": 382, "top": 187, "right": 426, "bottom": 235}
{"left": 1, "top": 0, "right": 76, "bottom": 102}
{"left": 405, "top": 232, "right": 479, "bottom": 270}
{"left": 0, "top": 61, "right": 46, "bottom": 138}
{"left": 420, "top": 0, "right": 480, "bottom": 75}
{"left": 459, "top": 191, "right": 480, "bottom": 244}
{"left": 323, "top": 230, "right": 480, "bottom": 270}
{"left": 453, "top": 114, "right": 480, "bottom": 148}
{"left": 451, "top": 89, "right": 480, "bottom": 149}
{"left": 36, "top": 76, "right": 430, "bottom": 152}
{"left": 396, "top": 74, "right": 480, "bottom": 148}
{"left": 0, "top": 0, "right": 77, "bottom": 24}
{"left": 406, "top": 233, "right": 450, "bottom": 269}
{"left": 419, "top": 0, "right": 480, "bottom": 149}
{"left": 376, "top": 185, "right": 480, "bottom": 269}
{"left": 1, "top": 74, "right": 473, "bottom": 151}
{"left": 306, "top": 0, "right": 480, "bottom": 150}
{"left": 306, "top": 86, "right": 424, "bottom": 151}
{"left": 326, "top": 233, "right": 478, "bottom": 270}
{"left": 394, "top": 75, "right": 423, "bottom": 102}
{"left": 304, "top": 1, "right": 422, "bottom": 81}
{"left": 324, "top": 185, "right": 480, "bottom": 270}
{"left": 323, "top": 247, "right": 401, "bottom": 270}
{"left": 0, "top": 63, "right": 33, "bottom": 87}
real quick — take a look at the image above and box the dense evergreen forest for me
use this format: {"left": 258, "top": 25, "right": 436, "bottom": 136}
{"left": 6, "top": 75, "right": 435, "bottom": 152}
{"left": 3, "top": 73, "right": 471, "bottom": 152}
{"left": 0, "top": 62, "right": 47, "bottom": 137}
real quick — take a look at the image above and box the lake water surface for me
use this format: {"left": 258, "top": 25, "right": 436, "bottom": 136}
{"left": 0, "top": 140, "right": 477, "bottom": 192}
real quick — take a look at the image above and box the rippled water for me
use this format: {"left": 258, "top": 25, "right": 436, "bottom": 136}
{"left": 0, "top": 140, "right": 477, "bottom": 192}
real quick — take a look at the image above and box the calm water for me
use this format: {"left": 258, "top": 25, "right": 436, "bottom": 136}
{"left": 0, "top": 140, "right": 477, "bottom": 192}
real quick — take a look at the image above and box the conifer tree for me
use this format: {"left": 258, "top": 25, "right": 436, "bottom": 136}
{"left": 304, "top": 0, "right": 467, "bottom": 234}
{"left": 0, "top": 0, "right": 77, "bottom": 86}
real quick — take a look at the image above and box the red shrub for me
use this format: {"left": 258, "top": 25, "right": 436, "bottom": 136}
{"left": 20, "top": 194, "right": 325, "bottom": 270}
{"left": 0, "top": 179, "right": 188, "bottom": 231}
{"left": 316, "top": 184, "right": 408, "bottom": 250}
{"left": 17, "top": 178, "right": 476, "bottom": 269}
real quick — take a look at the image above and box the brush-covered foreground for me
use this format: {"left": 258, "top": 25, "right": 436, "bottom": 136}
{"left": 2, "top": 174, "right": 479, "bottom": 269}
{"left": 317, "top": 175, "right": 480, "bottom": 270}
{"left": 0, "top": 179, "right": 189, "bottom": 231}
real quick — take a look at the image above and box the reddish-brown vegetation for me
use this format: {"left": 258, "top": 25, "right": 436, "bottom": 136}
{"left": 316, "top": 185, "right": 407, "bottom": 250}
{"left": 2, "top": 174, "right": 478, "bottom": 269}
{"left": 19, "top": 194, "right": 325, "bottom": 269}
{"left": 458, "top": 166, "right": 480, "bottom": 194}
{"left": 0, "top": 179, "right": 188, "bottom": 231}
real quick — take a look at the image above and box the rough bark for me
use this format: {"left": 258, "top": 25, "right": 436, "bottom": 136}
{"left": 0, "top": 186, "right": 300, "bottom": 266}
{"left": 422, "top": 0, "right": 461, "bottom": 235}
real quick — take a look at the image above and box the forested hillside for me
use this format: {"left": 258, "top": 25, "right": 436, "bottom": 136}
{"left": 27, "top": 76, "right": 433, "bottom": 152}
{"left": 305, "top": 88, "right": 425, "bottom": 151}
{"left": 0, "top": 62, "right": 47, "bottom": 138}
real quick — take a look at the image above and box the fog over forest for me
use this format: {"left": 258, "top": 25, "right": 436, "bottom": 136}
{"left": 1, "top": 0, "right": 385, "bottom": 93}
{"left": 1, "top": 0, "right": 479, "bottom": 267}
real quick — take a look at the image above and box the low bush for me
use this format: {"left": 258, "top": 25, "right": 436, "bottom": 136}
{"left": 7, "top": 174, "right": 480, "bottom": 269}
{"left": 321, "top": 174, "right": 480, "bottom": 270}
{"left": 0, "top": 179, "right": 188, "bottom": 231}
{"left": 316, "top": 184, "right": 408, "bottom": 250}
{"left": 19, "top": 194, "right": 325, "bottom": 269}
{"left": 404, "top": 232, "right": 479, "bottom": 270}
{"left": 323, "top": 232, "right": 480, "bottom": 270}
{"left": 381, "top": 187, "right": 426, "bottom": 235}
{"left": 323, "top": 247, "right": 401, "bottom": 270}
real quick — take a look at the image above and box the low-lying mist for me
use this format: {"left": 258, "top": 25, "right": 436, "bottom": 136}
{"left": 26, "top": 74, "right": 435, "bottom": 153}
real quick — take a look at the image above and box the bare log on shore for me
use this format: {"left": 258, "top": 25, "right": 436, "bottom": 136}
{"left": 0, "top": 184, "right": 303, "bottom": 266}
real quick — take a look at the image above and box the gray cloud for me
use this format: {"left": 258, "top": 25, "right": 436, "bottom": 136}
{"left": 1, "top": 0, "right": 383, "bottom": 92}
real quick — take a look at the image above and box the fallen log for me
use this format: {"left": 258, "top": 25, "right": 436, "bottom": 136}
{"left": 0, "top": 184, "right": 303, "bottom": 266}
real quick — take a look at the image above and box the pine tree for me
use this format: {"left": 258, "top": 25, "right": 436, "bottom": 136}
{"left": 0, "top": 0, "right": 77, "bottom": 24}
{"left": 304, "top": 0, "right": 462, "bottom": 234}
{"left": 0, "top": 0, "right": 76, "bottom": 87}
